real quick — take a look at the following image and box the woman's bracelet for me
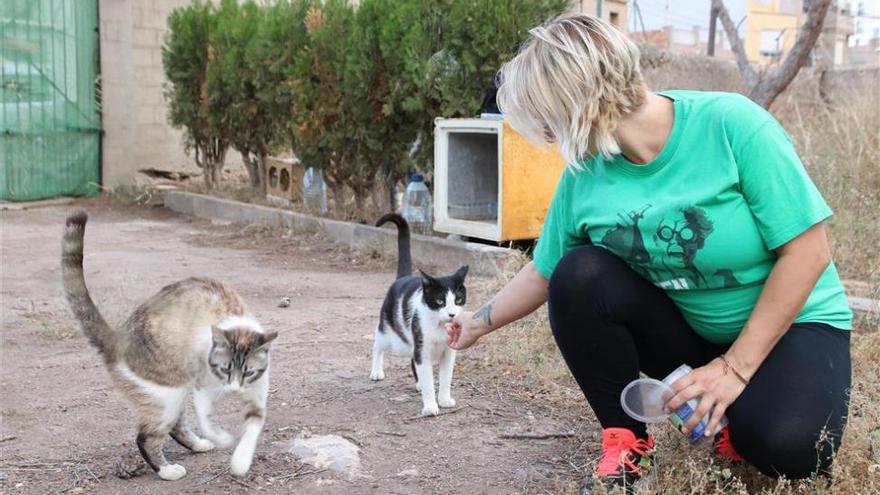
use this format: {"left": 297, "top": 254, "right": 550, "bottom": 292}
{"left": 719, "top": 354, "right": 750, "bottom": 386}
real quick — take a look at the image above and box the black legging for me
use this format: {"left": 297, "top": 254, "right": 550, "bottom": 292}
{"left": 547, "top": 245, "right": 851, "bottom": 479}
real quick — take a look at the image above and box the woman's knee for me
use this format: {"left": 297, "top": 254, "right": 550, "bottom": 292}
{"left": 729, "top": 416, "right": 842, "bottom": 478}
{"left": 548, "top": 246, "right": 622, "bottom": 304}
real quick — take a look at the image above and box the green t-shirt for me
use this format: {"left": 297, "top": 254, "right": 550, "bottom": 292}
{"left": 533, "top": 90, "right": 852, "bottom": 344}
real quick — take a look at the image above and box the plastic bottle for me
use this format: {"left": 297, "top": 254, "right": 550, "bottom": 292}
{"left": 401, "top": 173, "right": 432, "bottom": 235}
{"left": 661, "top": 365, "right": 728, "bottom": 444}
{"left": 302, "top": 166, "right": 327, "bottom": 215}
{"left": 620, "top": 364, "right": 727, "bottom": 444}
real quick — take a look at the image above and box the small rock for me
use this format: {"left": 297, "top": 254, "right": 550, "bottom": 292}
{"left": 278, "top": 296, "right": 292, "bottom": 308}
{"left": 290, "top": 434, "right": 363, "bottom": 480}
{"left": 396, "top": 468, "right": 419, "bottom": 478}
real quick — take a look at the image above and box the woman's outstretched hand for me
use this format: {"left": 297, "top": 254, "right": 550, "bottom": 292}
{"left": 444, "top": 262, "right": 550, "bottom": 351}
{"left": 445, "top": 310, "right": 491, "bottom": 350}
{"left": 663, "top": 357, "right": 748, "bottom": 438}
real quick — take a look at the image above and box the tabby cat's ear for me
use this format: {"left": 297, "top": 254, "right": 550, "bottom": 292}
{"left": 211, "top": 326, "right": 229, "bottom": 347}
{"left": 262, "top": 331, "right": 279, "bottom": 345}
{"left": 255, "top": 331, "right": 278, "bottom": 352}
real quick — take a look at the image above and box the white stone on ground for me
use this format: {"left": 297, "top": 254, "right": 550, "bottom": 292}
{"left": 289, "top": 434, "right": 364, "bottom": 480}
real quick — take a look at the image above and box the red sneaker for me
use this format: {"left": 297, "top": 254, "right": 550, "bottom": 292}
{"left": 714, "top": 425, "right": 744, "bottom": 462}
{"left": 580, "top": 428, "right": 655, "bottom": 494}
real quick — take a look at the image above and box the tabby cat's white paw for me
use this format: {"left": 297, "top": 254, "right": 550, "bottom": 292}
{"left": 157, "top": 463, "right": 187, "bottom": 481}
{"left": 208, "top": 431, "right": 236, "bottom": 450}
{"left": 191, "top": 438, "right": 215, "bottom": 452}
{"left": 421, "top": 403, "right": 440, "bottom": 416}
{"left": 230, "top": 450, "right": 253, "bottom": 477}
{"left": 370, "top": 370, "right": 385, "bottom": 381}
{"left": 438, "top": 396, "right": 456, "bottom": 408}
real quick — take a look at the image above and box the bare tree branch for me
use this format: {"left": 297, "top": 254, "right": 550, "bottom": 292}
{"left": 712, "top": 0, "right": 832, "bottom": 108}
{"left": 713, "top": 0, "right": 757, "bottom": 87}
{"left": 750, "top": 0, "right": 832, "bottom": 107}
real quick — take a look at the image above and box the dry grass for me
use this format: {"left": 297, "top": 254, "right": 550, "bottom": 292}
{"left": 774, "top": 81, "right": 880, "bottom": 292}
{"left": 474, "top": 87, "right": 880, "bottom": 493}
{"left": 181, "top": 165, "right": 261, "bottom": 204}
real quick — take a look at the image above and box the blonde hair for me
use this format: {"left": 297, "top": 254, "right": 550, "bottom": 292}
{"left": 496, "top": 14, "right": 645, "bottom": 168}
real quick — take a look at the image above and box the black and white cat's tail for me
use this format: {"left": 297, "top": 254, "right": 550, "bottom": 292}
{"left": 62, "top": 211, "right": 117, "bottom": 364}
{"left": 376, "top": 213, "right": 412, "bottom": 279}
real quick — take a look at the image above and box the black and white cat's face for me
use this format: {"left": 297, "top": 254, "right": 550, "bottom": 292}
{"left": 419, "top": 265, "right": 469, "bottom": 322}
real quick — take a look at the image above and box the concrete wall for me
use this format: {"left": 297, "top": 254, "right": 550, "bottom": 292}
{"left": 99, "top": 0, "right": 194, "bottom": 188}
{"left": 164, "top": 191, "right": 517, "bottom": 278}
{"left": 639, "top": 46, "right": 746, "bottom": 94}
{"left": 846, "top": 41, "right": 880, "bottom": 67}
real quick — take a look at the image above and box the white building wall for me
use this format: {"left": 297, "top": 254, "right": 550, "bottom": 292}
{"left": 99, "top": 0, "right": 194, "bottom": 188}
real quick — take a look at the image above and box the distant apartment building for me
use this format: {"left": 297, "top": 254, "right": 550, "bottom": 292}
{"left": 743, "top": 0, "right": 802, "bottom": 64}
{"left": 577, "top": 0, "right": 629, "bottom": 30}
{"left": 819, "top": 2, "right": 856, "bottom": 66}
{"left": 848, "top": 0, "right": 880, "bottom": 65}
{"left": 629, "top": 24, "right": 737, "bottom": 61}
{"left": 744, "top": 1, "right": 860, "bottom": 67}
{"left": 625, "top": 1, "right": 867, "bottom": 68}
{"left": 850, "top": 0, "right": 880, "bottom": 45}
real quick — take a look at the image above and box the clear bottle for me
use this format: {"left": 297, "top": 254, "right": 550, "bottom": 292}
{"left": 401, "top": 173, "right": 433, "bottom": 235}
{"left": 302, "top": 166, "right": 328, "bottom": 215}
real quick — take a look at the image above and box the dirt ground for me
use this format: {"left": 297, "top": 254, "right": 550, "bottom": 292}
{"left": 0, "top": 200, "right": 590, "bottom": 494}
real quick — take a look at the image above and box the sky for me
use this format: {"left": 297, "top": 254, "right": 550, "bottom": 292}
{"left": 629, "top": 0, "right": 748, "bottom": 35}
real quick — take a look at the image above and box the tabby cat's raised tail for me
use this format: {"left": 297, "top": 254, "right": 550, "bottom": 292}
{"left": 62, "top": 210, "right": 116, "bottom": 364}
{"left": 376, "top": 213, "right": 412, "bottom": 279}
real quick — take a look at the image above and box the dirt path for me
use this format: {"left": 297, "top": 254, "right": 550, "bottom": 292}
{"left": 1, "top": 200, "right": 588, "bottom": 494}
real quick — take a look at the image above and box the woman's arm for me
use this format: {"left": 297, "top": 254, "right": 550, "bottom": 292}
{"left": 724, "top": 222, "right": 832, "bottom": 378}
{"left": 665, "top": 223, "right": 832, "bottom": 436}
{"left": 445, "top": 261, "right": 549, "bottom": 350}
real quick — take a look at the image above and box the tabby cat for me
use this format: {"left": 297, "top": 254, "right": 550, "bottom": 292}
{"left": 62, "top": 211, "right": 276, "bottom": 480}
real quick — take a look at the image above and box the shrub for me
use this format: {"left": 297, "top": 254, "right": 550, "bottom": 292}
{"left": 163, "top": 1, "right": 228, "bottom": 190}
{"left": 287, "top": 0, "right": 353, "bottom": 211}
{"left": 210, "top": 0, "right": 267, "bottom": 195}
{"left": 213, "top": 0, "right": 313, "bottom": 197}
{"left": 164, "top": 0, "right": 570, "bottom": 211}
{"left": 407, "top": 0, "right": 570, "bottom": 173}
{"left": 292, "top": 0, "right": 569, "bottom": 215}
{"left": 340, "top": 0, "right": 434, "bottom": 213}
{"left": 253, "top": 0, "right": 313, "bottom": 170}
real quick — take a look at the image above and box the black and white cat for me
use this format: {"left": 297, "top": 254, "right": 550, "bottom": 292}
{"left": 370, "top": 213, "right": 468, "bottom": 416}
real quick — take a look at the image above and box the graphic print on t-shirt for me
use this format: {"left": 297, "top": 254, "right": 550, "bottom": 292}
{"left": 600, "top": 205, "right": 654, "bottom": 279}
{"left": 599, "top": 204, "right": 741, "bottom": 290}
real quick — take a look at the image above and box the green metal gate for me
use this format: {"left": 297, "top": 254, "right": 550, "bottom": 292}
{"left": 1, "top": 0, "right": 101, "bottom": 201}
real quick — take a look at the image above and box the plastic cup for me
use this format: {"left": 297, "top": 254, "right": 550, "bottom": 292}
{"left": 620, "top": 378, "right": 672, "bottom": 423}
{"left": 620, "top": 365, "right": 727, "bottom": 445}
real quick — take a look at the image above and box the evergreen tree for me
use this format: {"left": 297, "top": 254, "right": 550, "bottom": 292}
{"left": 163, "top": 1, "right": 228, "bottom": 190}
